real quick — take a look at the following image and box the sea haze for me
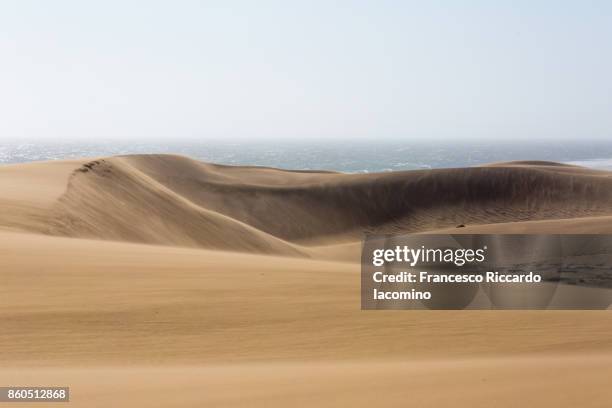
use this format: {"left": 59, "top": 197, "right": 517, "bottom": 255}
{"left": 2, "top": 140, "right": 612, "bottom": 173}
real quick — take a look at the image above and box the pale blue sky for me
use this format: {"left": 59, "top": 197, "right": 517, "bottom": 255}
{"left": 1, "top": 1, "right": 611, "bottom": 141}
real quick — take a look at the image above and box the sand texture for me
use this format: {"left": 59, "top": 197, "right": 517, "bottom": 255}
{"left": 2, "top": 155, "right": 612, "bottom": 407}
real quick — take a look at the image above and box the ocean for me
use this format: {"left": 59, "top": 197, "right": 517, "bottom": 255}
{"left": 2, "top": 139, "right": 612, "bottom": 173}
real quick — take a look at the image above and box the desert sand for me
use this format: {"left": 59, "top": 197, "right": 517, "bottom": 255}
{"left": 2, "top": 155, "right": 612, "bottom": 407}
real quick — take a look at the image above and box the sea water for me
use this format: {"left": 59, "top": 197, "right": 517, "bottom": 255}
{"left": 2, "top": 139, "right": 612, "bottom": 173}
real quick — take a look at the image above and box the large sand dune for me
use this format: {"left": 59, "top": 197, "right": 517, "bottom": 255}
{"left": 2, "top": 155, "right": 612, "bottom": 407}
{"left": 3, "top": 154, "right": 612, "bottom": 249}
{"left": 120, "top": 155, "right": 612, "bottom": 241}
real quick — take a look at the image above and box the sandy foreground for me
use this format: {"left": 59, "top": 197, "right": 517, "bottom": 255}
{"left": 3, "top": 356, "right": 612, "bottom": 407}
{"left": 2, "top": 155, "right": 612, "bottom": 406}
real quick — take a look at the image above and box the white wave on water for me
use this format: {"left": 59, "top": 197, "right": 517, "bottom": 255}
{"left": 566, "top": 159, "right": 612, "bottom": 170}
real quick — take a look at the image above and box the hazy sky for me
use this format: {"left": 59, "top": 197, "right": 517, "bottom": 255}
{"left": 1, "top": 1, "right": 611, "bottom": 142}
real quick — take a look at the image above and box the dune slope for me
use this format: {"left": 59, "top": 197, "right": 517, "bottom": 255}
{"left": 47, "top": 158, "right": 302, "bottom": 255}
{"left": 2, "top": 230, "right": 612, "bottom": 407}
{"left": 3, "top": 155, "right": 612, "bottom": 253}
{"left": 121, "top": 155, "right": 612, "bottom": 241}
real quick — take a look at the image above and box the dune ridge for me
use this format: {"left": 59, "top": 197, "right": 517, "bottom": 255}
{"left": 2, "top": 154, "right": 612, "bottom": 255}
{"left": 49, "top": 158, "right": 303, "bottom": 255}
{"left": 123, "top": 155, "right": 612, "bottom": 241}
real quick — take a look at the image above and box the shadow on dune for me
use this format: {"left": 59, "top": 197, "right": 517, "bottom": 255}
{"left": 21, "top": 154, "right": 611, "bottom": 255}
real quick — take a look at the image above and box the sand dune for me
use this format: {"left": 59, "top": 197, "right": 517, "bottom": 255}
{"left": 52, "top": 158, "right": 302, "bottom": 255}
{"left": 3, "top": 155, "right": 612, "bottom": 252}
{"left": 123, "top": 155, "right": 612, "bottom": 241}
{"left": 2, "top": 155, "right": 612, "bottom": 407}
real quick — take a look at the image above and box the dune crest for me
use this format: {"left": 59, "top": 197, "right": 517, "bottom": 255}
{"left": 2, "top": 154, "right": 612, "bottom": 254}
{"left": 117, "top": 155, "right": 612, "bottom": 240}
{"left": 49, "top": 158, "right": 302, "bottom": 255}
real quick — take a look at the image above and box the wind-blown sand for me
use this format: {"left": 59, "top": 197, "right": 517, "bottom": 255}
{"left": 2, "top": 155, "right": 612, "bottom": 407}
